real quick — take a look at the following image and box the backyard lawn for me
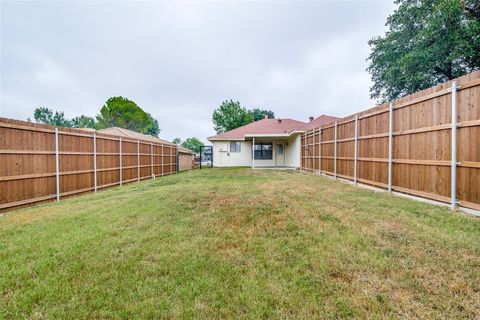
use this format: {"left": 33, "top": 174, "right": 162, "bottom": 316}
{"left": 1, "top": 168, "right": 479, "bottom": 319}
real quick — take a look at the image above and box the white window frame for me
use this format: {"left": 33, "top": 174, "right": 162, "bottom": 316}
{"left": 230, "top": 141, "right": 241, "bottom": 153}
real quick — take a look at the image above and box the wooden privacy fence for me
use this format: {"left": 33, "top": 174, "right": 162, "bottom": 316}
{"left": 301, "top": 71, "right": 480, "bottom": 212}
{"left": 0, "top": 118, "right": 178, "bottom": 211}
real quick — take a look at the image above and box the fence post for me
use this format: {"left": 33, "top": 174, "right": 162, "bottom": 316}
{"left": 388, "top": 103, "right": 393, "bottom": 192}
{"left": 312, "top": 129, "right": 316, "bottom": 173}
{"left": 137, "top": 140, "right": 140, "bottom": 182}
{"left": 55, "top": 128, "right": 60, "bottom": 201}
{"left": 176, "top": 147, "right": 178, "bottom": 173}
{"left": 93, "top": 132, "right": 97, "bottom": 192}
{"left": 302, "top": 133, "right": 305, "bottom": 170}
{"left": 305, "top": 133, "right": 308, "bottom": 171}
{"left": 451, "top": 81, "right": 457, "bottom": 210}
{"left": 334, "top": 121, "right": 337, "bottom": 179}
{"left": 119, "top": 137, "right": 122, "bottom": 186}
{"left": 319, "top": 126, "right": 322, "bottom": 174}
{"left": 151, "top": 142, "right": 154, "bottom": 178}
{"left": 354, "top": 114, "right": 358, "bottom": 185}
{"left": 161, "top": 144, "right": 164, "bottom": 176}
{"left": 170, "top": 146, "right": 173, "bottom": 174}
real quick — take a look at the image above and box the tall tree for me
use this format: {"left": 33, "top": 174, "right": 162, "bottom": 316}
{"left": 172, "top": 138, "right": 182, "bottom": 145}
{"left": 212, "top": 100, "right": 254, "bottom": 134}
{"left": 181, "top": 137, "right": 204, "bottom": 154}
{"left": 251, "top": 108, "right": 275, "bottom": 121}
{"left": 71, "top": 115, "right": 96, "bottom": 129}
{"left": 367, "top": 0, "right": 480, "bottom": 102}
{"left": 33, "top": 107, "right": 72, "bottom": 127}
{"left": 96, "top": 97, "right": 160, "bottom": 137}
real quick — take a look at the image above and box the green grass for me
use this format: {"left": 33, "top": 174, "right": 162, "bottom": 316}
{"left": 1, "top": 168, "right": 479, "bottom": 319}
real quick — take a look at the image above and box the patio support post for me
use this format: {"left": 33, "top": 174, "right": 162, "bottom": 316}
{"left": 334, "top": 121, "right": 337, "bottom": 179}
{"left": 388, "top": 103, "right": 393, "bottom": 192}
{"left": 55, "top": 128, "right": 60, "bottom": 202}
{"left": 119, "top": 137, "right": 122, "bottom": 186}
{"left": 252, "top": 137, "right": 255, "bottom": 169}
{"left": 137, "top": 140, "right": 140, "bottom": 181}
{"left": 93, "top": 132, "right": 97, "bottom": 192}
{"left": 354, "top": 115, "right": 358, "bottom": 185}
{"left": 451, "top": 81, "right": 457, "bottom": 210}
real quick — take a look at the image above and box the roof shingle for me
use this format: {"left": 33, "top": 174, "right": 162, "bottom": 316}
{"left": 207, "top": 115, "right": 338, "bottom": 141}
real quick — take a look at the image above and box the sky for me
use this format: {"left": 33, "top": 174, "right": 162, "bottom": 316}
{"left": 0, "top": 0, "right": 396, "bottom": 143}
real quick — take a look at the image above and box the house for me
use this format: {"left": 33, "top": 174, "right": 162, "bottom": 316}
{"left": 207, "top": 115, "right": 338, "bottom": 168}
{"left": 97, "top": 127, "right": 174, "bottom": 146}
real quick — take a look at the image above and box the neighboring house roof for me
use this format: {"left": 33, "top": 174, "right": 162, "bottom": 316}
{"left": 177, "top": 146, "right": 195, "bottom": 155}
{"left": 303, "top": 115, "right": 340, "bottom": 131}
{"left": 97, "top": 127, "right": 174, "bottom": 146}
{"left": 207, "top": 114, "right": 339, "bottom": 141}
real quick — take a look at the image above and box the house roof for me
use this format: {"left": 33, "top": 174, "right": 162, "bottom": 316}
{"left": 97, "top": 127, "right": 174, "bottom": 146}
{"left": 208, "top": 117, "right": 307, "bottom": 141}
{"left": 303, "top": 115, "right": 340, "bottom": 131}
{"left": 207, "top": 115, "right": 339, "bottom": 141}
{"left": 177, "top": 146, "right": 196, "bottom": 155}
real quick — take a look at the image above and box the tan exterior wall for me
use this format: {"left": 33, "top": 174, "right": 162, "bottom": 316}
{"left": 179, "top": 153, "right": 195, "bottom": 171}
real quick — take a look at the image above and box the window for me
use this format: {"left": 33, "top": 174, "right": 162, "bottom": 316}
{"left": 276, "top": 144, "right": 284, "bottom": 155}
{"left": 230, "top": 141, "right": 241, "bottom": 153}
{"left": 254, "top": 143, "right": 272, "bottom": 160}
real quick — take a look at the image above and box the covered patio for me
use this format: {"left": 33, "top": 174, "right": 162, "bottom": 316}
{"left": 247, "top": 133, "right": 302, "bottom": 169}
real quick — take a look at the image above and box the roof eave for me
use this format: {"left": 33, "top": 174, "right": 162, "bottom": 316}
{"left": 208, "top": 137, "right": 245, "bottom": 142}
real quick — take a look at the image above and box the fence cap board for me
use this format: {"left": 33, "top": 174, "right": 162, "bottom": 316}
{"left": 307, "top": 70, "right": 480, "bottom": 132}
{"left": 0, "top": 117, "right": 177, "bottom": 148}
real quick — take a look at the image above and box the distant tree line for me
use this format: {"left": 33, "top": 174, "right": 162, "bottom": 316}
{"left": 33, "top": 96, "right": 160, "bottom": 137}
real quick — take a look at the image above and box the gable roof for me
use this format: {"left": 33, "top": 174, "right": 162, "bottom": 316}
{"left": 177, "top": 146, "right": 196, "bottom": 155}
{"left": 303, "top": 115, "right": 340, "bottom": 131}
{"left": 97, "top": 127, "right": 174, "bottom": 146}
{"left": 207, "top": 115, "right": 339, "bottom": 141}
{"left": 208, "top": 118, "right": 307, "bottom": 141}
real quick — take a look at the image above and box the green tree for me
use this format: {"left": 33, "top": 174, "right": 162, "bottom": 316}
{"left": 181, "top": 137, "right": 204, "bottom": 154}
{"left": 172, "top": 138, "right": 182, "bottom": 145}
{"left": 145, "top": 115, "right": 160, "bottom": 137}
{"left": 251, "top": 108, "right": 275, "bottom": 121}
{"left": 212, "top": 100, "right": 254, "bottom": 134}
{"left": 367, "top": 0, "right": 480, "bottom": 102}
{"left": 34, "top": 107, "right": 72, "bottom": 127}
{"left": 96, "top": 97, "right": 160, "bottom": 137}
{"left": 71, "top": 115, "right": 96, "bottom": 129}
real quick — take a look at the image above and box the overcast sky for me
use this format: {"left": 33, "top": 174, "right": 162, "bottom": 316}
{"left": 1, "top": 1, "right": 395, "bottom": 143}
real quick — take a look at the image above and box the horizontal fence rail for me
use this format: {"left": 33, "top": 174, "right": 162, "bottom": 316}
{"left": 301, "top": 71, "right": 480, "bottom": 212}
{"left": 0, "top": 118, "right": 178, "bottom": 211}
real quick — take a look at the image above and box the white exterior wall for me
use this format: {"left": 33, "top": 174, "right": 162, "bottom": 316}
{"left": 212, "top": 134, "right": 303, "bottom": 168}
{"left": 212, "top": 141, "right": 252, "bottom": 167}
{"left": 285, "top": 134, "right": 301, "bottom": 168}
